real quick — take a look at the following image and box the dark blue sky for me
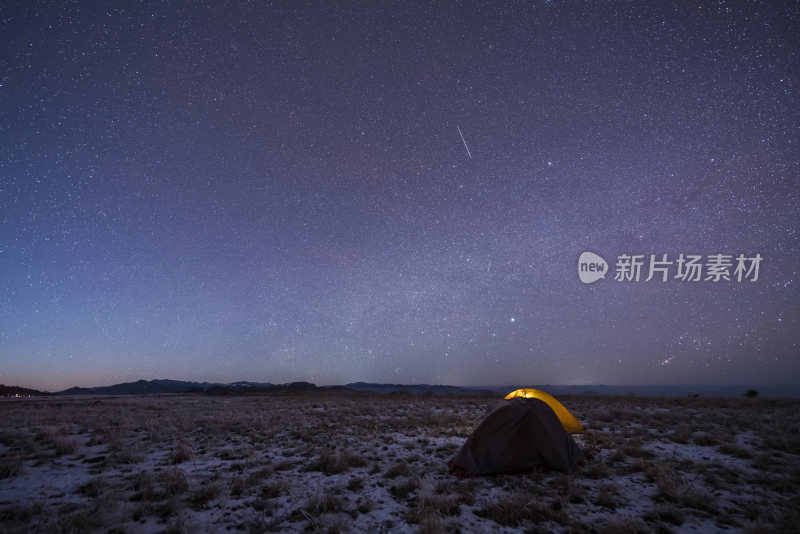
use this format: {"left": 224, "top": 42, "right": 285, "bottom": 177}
{"left": 1, "top": 1, "right": 798, "bottom": 391}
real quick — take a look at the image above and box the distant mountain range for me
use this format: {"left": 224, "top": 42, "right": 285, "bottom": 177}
{"left": 50, "top": 379, "right": 497, "bottom": 397}
{"left": 58, "top": 379, "right": 224, "bottom": 396}
{"left": 3, "top": 380, "right": 798, "bottom": 398}
{"left": 57, "top": 379, "right": 304, "bottom": 396}
{"left": 51, "top": 379, "right": 490, "bottom": 397}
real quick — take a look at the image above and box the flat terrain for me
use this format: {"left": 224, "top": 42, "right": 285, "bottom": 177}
{"left": 1, "top": 393, "right": 798, "bottom": 533}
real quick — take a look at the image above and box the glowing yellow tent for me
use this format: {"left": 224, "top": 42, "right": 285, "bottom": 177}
{"left": 504, "top": 388, "right": 584, "bottom": 434}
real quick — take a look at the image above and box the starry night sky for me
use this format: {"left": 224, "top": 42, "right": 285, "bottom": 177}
{"left": 1, "top": 1, "right": 798, "bottom": 391}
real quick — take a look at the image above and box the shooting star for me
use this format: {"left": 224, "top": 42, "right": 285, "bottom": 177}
{"left": 457, "top": 125, "right": 472, "bottom": 159}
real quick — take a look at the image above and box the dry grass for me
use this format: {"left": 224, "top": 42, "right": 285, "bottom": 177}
{"left": 170, "top": 439, "right": 196, "bottom": 465}
{"left": 0, "top": 393, "right": 798, "bottom": 532}
{"left": 0, "top": 453, "right": 23, "bottom": 479}
{"left": 306, "top": 448, "right": 367, "bottom": 474}
{"left": 477, "top": 490, "right": 567, "bottom": 527}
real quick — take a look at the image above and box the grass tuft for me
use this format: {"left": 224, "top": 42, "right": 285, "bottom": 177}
{"left": 170, "top": 439, "right": 195, "bottom": 464}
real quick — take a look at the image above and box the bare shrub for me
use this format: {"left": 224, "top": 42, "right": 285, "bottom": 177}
{"left": 131, "top": 470, "right": 157, "bottom": 501}
{"left": 390, "top": 477, "right": 417, "bottom": 499}
{"left": 56, "top": 502, "right": 101, "bottom": 532}
{"left": 260, "top": 479, "right": 291, "bottom": 499}
{"left": 385, "top": 461, "right": 410, "bottom": 478}
{"left": 763, "top": 427, "right": 800, "bottom": 453}
{"left": 347, "top": 476, "right": 364, "bottom": 491}
{"left": 53, "top": 435, "right": 79, "bottom": 456}
{"left": 583, "top": 460, "right": 611, "bottom": 479}
{"left": 78, "top": 477, "right": 107, "bottom": 497}
{"left": 706, "top": 464, "right": 741, "bottom": 485}
{"left": 143, "top": 421, "right": 164, "bottom": 442}
{"left": 608, "top": 448, "right": 627, "bottom": 464}
{"left": 477, "top": 492, "right": 565, "bottom": 527}
{"left": 157, "top": 467, "right": 189, "bottom": 498}
{"left": 549, "top": 473, "right": 585, "bottom": 504}
{"left": 356, "top": 495, "right": 375, "bottom": 514}
{"left": 171, "top": 439, "right": 195, "bottom": 464}
{"left": 670, "top": 424, "right": 693, "bottom": 444}
{"left": 0, "top": 502, "right": 38, "bottom": 529}
{"left": 163, "top": 512, "right": 191, "bottom": 534}
{"left": 434, "top": 442, "right": 458, "bottom": 459}
{"left": 408, "top": 475, "right": 461, "bottom": 524}
{"left": 307, "top": 449, "right": 344, "bottom": 474}
{"left": 307, "top": 449, "right": 367, "bottom": 474}
{"left": 679, "top": 486, "right": 718, "bottom": 514}
{"left": 650, "top": 464, "right": 682, "bottom": 502}
{"left": 190, "top": 479, "right": 222, "bottom": 509}
{"left": 621, "top": 440, "right": 653, "bottom": 459}
{"left": 594, "top": 482, "right": 622, "bottom": 509}
{"left": 229, "top": 474, "right": 247, "bottom": 497}
{"left": 304, "top": 482, "right": 343, "bottom": 514}
{"left": 323, "top": 514, "right": 351, "bottom": 534}
{"left": 273, "top": 459, "right": 294, "bottom": 471}
{"left": 247, "top": 465, "right": 274, "bottom": 485}
{"left": 418, "top": 513, "right": 446, "bottom": 534}
{"left": 645, "top": 502, "right": 685, "bottom": 525}
{"left": 116, "top": 444, "right": 145, "bottom": 464}
{"left": 0, "top": 453, "right": 22, "bottom": 479}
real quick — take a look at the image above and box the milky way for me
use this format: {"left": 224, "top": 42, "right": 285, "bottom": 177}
{"left": 1, "top": 1, "right": 798, "bottom": 390}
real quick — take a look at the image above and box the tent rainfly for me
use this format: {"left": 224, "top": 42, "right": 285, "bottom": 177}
{"left": 449, "top": 390, "right": 584, "bottom": 475}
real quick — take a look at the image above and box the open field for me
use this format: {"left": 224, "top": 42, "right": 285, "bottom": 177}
{"left": 1, "top": 393, "right": 799, "bottom": 533}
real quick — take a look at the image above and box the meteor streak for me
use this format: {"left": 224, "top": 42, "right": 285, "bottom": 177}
{"left": 457, "top": 125, "right": 472, "bottom": 158}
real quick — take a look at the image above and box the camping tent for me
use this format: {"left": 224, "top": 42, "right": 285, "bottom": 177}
{"left": 504, "top": 388, "right": 584, "bottom": 434}
{"left": 449, "top": 397, "right": 584, "bottom": 475}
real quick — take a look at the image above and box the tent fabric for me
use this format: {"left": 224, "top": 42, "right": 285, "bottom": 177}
{"left": 449, "top": 398, "right": 584, "bottom": 475}
{"left": 504, "top": 388, "right": 584, "bottom": 434}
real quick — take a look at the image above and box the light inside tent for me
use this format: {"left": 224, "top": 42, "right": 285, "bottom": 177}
{"left": 504, "top": 388, "right": 584, "bottom": 434}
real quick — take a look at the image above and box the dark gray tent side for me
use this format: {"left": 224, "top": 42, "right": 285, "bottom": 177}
{"left": 449, "top": 398, "right": 584, "bottom": 475}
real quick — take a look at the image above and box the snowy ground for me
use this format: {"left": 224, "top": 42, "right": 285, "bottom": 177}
{"left": 1, "top": 393, "right": 798, "bottom": 533}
